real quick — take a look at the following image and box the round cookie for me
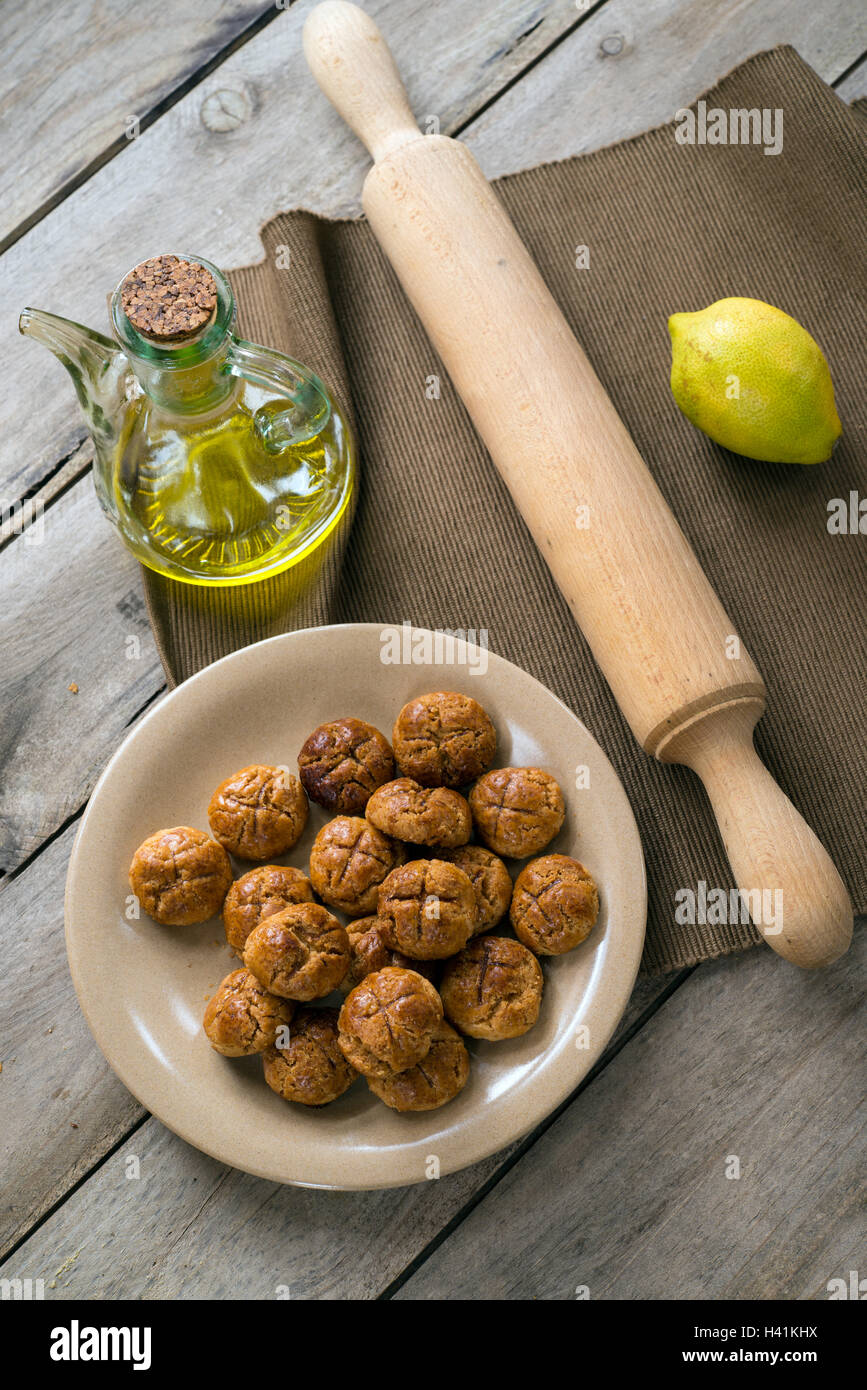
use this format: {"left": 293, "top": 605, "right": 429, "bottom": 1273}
{"left": 469, "top": 767, "right": 565, "bottom": 858}
{"left": 203, "top": 968, "right": 294, "bottom": 1057}
{"left": 341, "top": 916, "right": 439, "bottom": 993}
{"left": 263, "top": 1007, "right": 356, "bottom": 1106}
{"left": 222, "top": 864, "right": 314, "bottom": 956}
{"left": 366, "top": 778, "right": 471, "bottom": 849}
{"left": 338, "top": 967, "right": 443, "bottom": 1078}
{"left": 392, "top": 691, "right": 496, "bottom": 788}
{"left": 365, "top": 1019, "right": 470, "bottom": 1112}
{"left": 378, "top": 859, "right": 477, "bottom": 960}
{"left": 243, "top": 902, "right": 350, "bottom": 1000}
{"left": 510, "top": 854, "right": 599, "bottom": 955}
{"left": 440, "top": 936, "right": 543, "bottom": 1040}
{"left": 308, "top": 816, "right": 405, "bottom": 916}
{"left": 129, "top": 825, "right": 232, "bottom": 926}
{"left": 298, "top": 717, "right": 394, "bottom": 814}
{"left": 208, "top": 764, "right": 308, "bottom": 860}
{"left": 440, "top": 844, "right": 513, "bottom": 934}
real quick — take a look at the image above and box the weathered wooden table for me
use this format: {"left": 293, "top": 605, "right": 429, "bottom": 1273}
{"left": 1, "top": 0, "right": 864, "bottom": 1301}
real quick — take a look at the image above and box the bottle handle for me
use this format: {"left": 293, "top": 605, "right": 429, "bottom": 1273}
{"left": 225, "top": 338, "right": 332, "bottom": 451}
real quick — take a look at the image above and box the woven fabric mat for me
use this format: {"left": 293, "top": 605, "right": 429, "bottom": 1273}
{"left": 143, "top": 47, "right": 866, "bottom": 972}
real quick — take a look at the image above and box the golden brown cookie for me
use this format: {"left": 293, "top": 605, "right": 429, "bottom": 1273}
{"left": 337, "top": 967, "right": 443, "bottom": 1078}
{"left": 129, "top": 825, "right": 233, "bottom": 926}
{"left": 341, "top": 917, "right": 439, "bottom": 993}
{"left": 366, "top": 778, "right": 471, "bottom": 849}
{"left": 222, "top": 864, "right": 314, "bottom": 956}
{"left": 440, "top": 936, "right": 543, "bottom": 1040}
{"left": 243, "top": 902, "right": 350, "bottom": 1000}
{"left": 440, "top": 844, "right": 513, "bottom": 933}
{"left": 202, "top": 968, "right": 294, "bottom": 1057}
{"left": 469, "top": 767, "right": 565, "bottom": 858}
{"left": 510, "top": 854, "right": 599, "bottom": 955}
{"left": 392, "top": 691, "right": 496, "bottom": 788}
{"left": 298, "top": 717, "right": 394, "bottom": 814}
{"left": 308, "top": 816, "right": 405, "bottom": 916}
{"left": 263, "top": 1007, "right": 357, "bottom": 1106}
{"left": 365, "top": 1019, "right": 470, "bottom": 1112}
{"left": 378, "top": 859, "right": 477, "bottom": 960}
{"left": 207, "top": 764, "right": 308, "bottom": 860}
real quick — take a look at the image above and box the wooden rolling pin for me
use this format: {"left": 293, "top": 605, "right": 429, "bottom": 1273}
{"left": 303, "top": 1, "right": 853, "bottom": 968}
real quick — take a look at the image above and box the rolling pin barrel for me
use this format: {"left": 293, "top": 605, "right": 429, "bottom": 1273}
{"left": 303, "top": 2, "right": 853, "bottom": 969}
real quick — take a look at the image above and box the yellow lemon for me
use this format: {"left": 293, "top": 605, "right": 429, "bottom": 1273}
{"left": 668, "top": 297, "right": 841, "bottom": 464}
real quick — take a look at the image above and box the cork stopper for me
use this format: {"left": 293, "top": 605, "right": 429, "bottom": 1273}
{"left": 119, "top": 255, "right": 218, "bottom": 342}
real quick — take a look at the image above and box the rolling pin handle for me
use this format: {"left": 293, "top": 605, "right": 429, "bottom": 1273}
{"left": 303, "top": 2, "right": 422, "bottom": 162}
{"left": 665, "top": 702, "right": 853, "bottom": 969}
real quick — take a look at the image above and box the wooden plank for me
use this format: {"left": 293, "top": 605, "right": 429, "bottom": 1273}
{"left": 0, "top": 824, "right": 145, "bottom": 1252}
{"left": 0, "top": 439, "right": 91, "bottom": 547}
{"left": 0, "top": 967, "right": 677, "bottom": 1283}
{"left": 0, "top": 0, "right": 585, "bottom": 503}
{"left": 463, "top": 0, "right": 867, "bottom": 178}
{"left": 391, "top": 926, "right": 865, "bottom": 1300}
{"left": 0, "top": 0, "right": 281, "bottom": 249}
{"left": 0, "top": 482, "right": 162, "bottom": 870}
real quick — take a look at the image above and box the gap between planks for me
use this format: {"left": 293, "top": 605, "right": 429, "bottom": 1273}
{"left": 389, "top": 930, "right": 865, "bottom": 1300}
{"left": 0, "top": 962, "right": 693, "bottom": 1279}
{"left": 0, "top": 678, "right": 166, "bottom": 896}
{"left": 0, "top": 1, "right": 293, "bottom": 258}
{"left": 376, "top": 964, "right": 694, "bottom": 1298}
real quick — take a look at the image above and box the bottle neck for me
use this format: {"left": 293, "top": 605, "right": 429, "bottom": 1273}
{"left": 130, "top": 337, "right": 236, "bottom": 414}
{"left": 110, "top": 252, "right": 238, "bottom": 416}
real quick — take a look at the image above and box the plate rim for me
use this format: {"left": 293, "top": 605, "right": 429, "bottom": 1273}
{"left": 65, "top": 623, "right": 647, "bottom": 1190}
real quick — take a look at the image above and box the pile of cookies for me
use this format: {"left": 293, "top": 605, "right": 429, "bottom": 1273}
{"left": 127, "top": 691, "right": 599, "bottom": 1115}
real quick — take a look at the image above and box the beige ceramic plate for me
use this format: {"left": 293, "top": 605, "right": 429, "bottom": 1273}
{"left": 66, "top": 624, "right": 645, "bottom": 1189}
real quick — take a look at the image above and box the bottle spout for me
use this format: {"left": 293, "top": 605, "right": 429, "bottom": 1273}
{"left": 19, "top": 307, "right": 131, "bottom": 446}
{"left": 19, "top": 306, "right": 119, "bottom": 369}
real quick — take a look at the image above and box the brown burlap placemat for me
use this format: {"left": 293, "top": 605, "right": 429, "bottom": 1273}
{"left": 144, "top": 47, "right": 866, "bottom": 973}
